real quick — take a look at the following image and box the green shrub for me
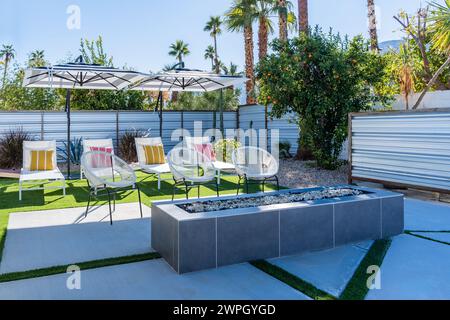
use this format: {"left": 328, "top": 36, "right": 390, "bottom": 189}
{"left": 57, "top": 138, "right": 83, "bottom": 165}
{"left": 278, "top": 141, "right": 292, "bottom": 159}
{"left": 119, "top": 129, "right": 149, "bottom": 163}
{"left": 258, "top": 28, "right": 393, "bottom": 169}
{"left": 214, "top": 139, "right": 240, "bottom": 163}
{"left": 0, "top": 128, "right": 32, "bottom": 169}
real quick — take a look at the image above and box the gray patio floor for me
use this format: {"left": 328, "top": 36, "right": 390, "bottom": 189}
{"left": 366, "top": 234, "right": 450, "bottom": 300}
{"left": 0, "top": 203, "right": 152, "bottom": 274}
{"left": 404, "top": 198, "right": 450, "bottom": 231}
{"left": 269, "top": 241, "right": 373, "bottom": 297}
{"left": 0, "top": 197, "right": 449, "bottom": 299}
{"left": 0, "top": 259, "right": 308, "bottom": 300}
{"left": 411, "top": 232, "right": 450, "bottom": 243}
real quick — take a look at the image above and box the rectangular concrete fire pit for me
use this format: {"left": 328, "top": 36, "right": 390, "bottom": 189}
{"left": 151, "top": 186, "right": 404, "bottom": 274}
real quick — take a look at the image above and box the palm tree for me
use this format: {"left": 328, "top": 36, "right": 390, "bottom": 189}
{"left": 277, "top": 0, "right": 288, "bottom": 41}
{"left": 0, "top": 44, "right": 15, "bottom": 89}
{"left": 255, "top": 0, "right": 276, "bottom": 60}
{"left": 226, "top": 0, "right": 258, "bottom": 104}
{"left": 168, "top": 40, "right": 190, "bottom": 65}
{"left": 28, "top": 50, "right": 45, "bottom": 67}
{"left": 398, "top": 44, "right": 414, "bottom": 110}
{"left": 367, "top": 0, "right": 379, "bottom": 51}
{"left": 221, "top": 62, "right": 241, "bottom": 76}
{"left": 276, "top": 1, "right": 296, "bottom": 41}
{"left": 204, "top": 16, "right": 223, "bottom": 74}
{"left": 412, "top": 0, "right": 450, "bottom": 109}
{"left": 204, "top": 45, "right": 216, "bottom": 70}
{"left": 298, "top": 0, "right": 308, "bottom": 34}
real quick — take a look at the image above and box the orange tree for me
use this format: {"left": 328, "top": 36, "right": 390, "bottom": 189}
{"left": 257, "top": 29, "right": 391, "bottom": 169}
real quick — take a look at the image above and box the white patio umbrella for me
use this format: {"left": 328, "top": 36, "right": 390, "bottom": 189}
{"left": 132, "top": 68, "right": 247, "bottom": 92}
{"left": 131, "top": 64, "right": 248, "bottom": 137}
{"left": 22, "top": 55, "right": 146, "bottom": 178}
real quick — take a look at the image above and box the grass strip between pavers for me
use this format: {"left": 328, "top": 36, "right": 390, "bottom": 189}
{"left": 405, "top": 231, "right": 450, "bottom": 246}
{"left": 0, "top": 252, "right": 161, "bottom": 283}
{"left": 339, "top": 239, "right": 391, "bottom": 300}
{"left": 250, "top": 260, "right": 336, "bottom": 300}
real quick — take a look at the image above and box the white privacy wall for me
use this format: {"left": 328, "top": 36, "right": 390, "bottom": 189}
{"left": 350, "top": 110, "right": 450, "bottom": 191}
{"left": 377, "top": 90, "right": 450, "bottom": 110}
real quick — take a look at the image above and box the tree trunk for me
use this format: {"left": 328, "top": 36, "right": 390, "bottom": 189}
{"left": 258, "top": 16, "right": 269, "bottom": 61}
{"left": 278, "top": 0, "right": 288, "bottom": 41}
{"left": 367, "top": 0, "right": 379, "bottom": 52}
{"left": 295, "top": 119, "right": 314, "bottom": 160}
{"left": 244, "top": 25, "right": 256, "bottom": 105}
{"left": 413, "top": 54, "right": 450, "bottom": 109}
{"left": 213, "top": 34, "right": 220, "bottom": 74}
{"left": 298, "top": 0, "right": 308, "bottom": 34}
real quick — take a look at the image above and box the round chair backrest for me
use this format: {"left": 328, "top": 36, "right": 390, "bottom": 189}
{"left": 81, "top": 151, "right": 136, "bottom": 188}
{"left": 167, "top": 147, "right": 216, "bottom": 182}
{"left": 232, "top": 146, "right": 279, "bottom": 177}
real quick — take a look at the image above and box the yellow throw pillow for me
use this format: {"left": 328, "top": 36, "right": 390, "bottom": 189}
{"left": 30, "top": 150, "right": 54, "bottom": 171}
{"left": 143, "top": 145, "right": 165, "bottom": 165}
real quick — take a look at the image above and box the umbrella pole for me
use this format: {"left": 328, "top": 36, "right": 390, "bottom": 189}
{"left": 65, "top": 89, "right": 71, "bottom": 179}
{"left": 158, "top": 91, "right": 163, "bottom": 138}
{"left": 219, "top": 88, "right": 224, "bottom": 137}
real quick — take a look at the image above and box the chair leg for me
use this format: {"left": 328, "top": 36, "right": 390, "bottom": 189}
{"left": 236, "top": 176, "right": 241, "bottom": 196}
{"left": 113, "top": 192, "right": 116, "bottom": 212}
{"left": 106, "top": 189, "right": 113, "bottom": 225}
{"left": 245, "top": 176, "right": 249, "bottom": 194}
{"left": 262, "top": 179, "right": 265, "bottom": 193}
{"left": 198, "top": 185, "right": 200, "bottom": 199}
{"left": 185, "top": 183, "right": 189, "bottom": 200}
{"left": 136, "top": 184, "right": 143, "bottom": 218}
{"left": 158, "top": 174, "right": 161, "bottom": 190}
{"left": 275, "top": 175, "right": 280, "bottom": 191}
{"left": 172, "top": 179, "right": 177, "bottom": 201}
{"left": 215, "top": 180, "right": 220, "bottom": 198}
{"left": 19, "top": 181, "right": 22, "bottom": 201}
{"left": 85, "top": 191, "right": 92, "bottom": 218}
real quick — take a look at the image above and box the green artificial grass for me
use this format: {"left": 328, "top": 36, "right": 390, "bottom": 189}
{"left": 0, "top": 252, "right": 161, "bottom": 283}
{"left": 252, "top": 240, "right": 393, "bottom": 301}
{"left": 339, "top": 239, "right": 391, "bottom": 300}
{"left": 405, "top": 231, "right": 450, "bottom": 246}
{"left": 0, "top": 172, "right": 276, "bottom": 272}
{"left": 250, "top": 260, "right": 336, "bottom": 300}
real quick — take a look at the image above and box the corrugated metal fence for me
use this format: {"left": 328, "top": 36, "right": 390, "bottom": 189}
{"left": 349, "top": 109, "right": 450, "bottom": 192}
{"left": 0, "top": 105, "right": 300, "bottom": 156}
{"left": 238, "top": 105, "right": 299, "bottom": 153}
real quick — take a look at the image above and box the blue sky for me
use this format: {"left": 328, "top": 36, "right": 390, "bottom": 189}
{"left": 0, "top": 0, "right": 441, "bottom": 73}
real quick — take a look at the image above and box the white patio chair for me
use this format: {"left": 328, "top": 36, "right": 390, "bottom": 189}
{"left": 135, "top": 137, "right": 171, "bottom": 190}
{"left": 167, "top": 147, "right": 219, "bottom": 200}
{"left": 184, "top": 136, "right": 235, "bottom": 185}
{"left": 232, "top": 146, "right": 280, "bottom": 195}
{"left": 81, "top": 151, "right": 143, "bottom": 225}
{"left": 80, "top": 139, "right": 114, "bottom": 179}
{"left": 19, "top": 140, "right": 65, "bottom": 201}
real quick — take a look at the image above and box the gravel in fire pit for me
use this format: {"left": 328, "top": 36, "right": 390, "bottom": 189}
{"left": 179, "top": 187, "right": 364, "bottom": 214}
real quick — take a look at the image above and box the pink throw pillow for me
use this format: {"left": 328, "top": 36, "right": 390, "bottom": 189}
{"left": 194, "top": 143, "right": 216, "bottom": 161}
{"left": 89, "top": 147, "right": 113, "bottom": 168}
